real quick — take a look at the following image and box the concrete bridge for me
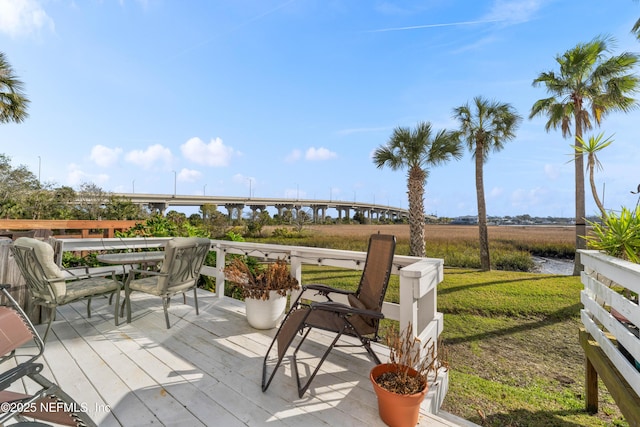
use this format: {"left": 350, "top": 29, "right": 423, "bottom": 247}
{"left": 112, "top": 193, "right": 408, "bottom": 222}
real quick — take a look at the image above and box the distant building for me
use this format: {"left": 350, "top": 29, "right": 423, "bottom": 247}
{"left": 451, "top": 216, "right": 478, "bottom": 225}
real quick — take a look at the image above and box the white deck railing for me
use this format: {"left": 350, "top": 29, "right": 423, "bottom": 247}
{"left": 54, "top": 237, "right": 444, "bottom": 347}
{"left": 52, "top": 236, "right": 448, "bottom": 413}
{"left": 579, "top": 249, "right": 640, "bottom": 421}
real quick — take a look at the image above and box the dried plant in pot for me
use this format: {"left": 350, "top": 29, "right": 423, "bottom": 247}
{"left": 370, "top": 324, "right": 448, "bottom": 427}
{"left": 224, "top": 257, "right": 300, "bottom": 329}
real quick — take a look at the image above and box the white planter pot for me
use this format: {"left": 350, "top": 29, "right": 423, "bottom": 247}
{"left": 245, "top": 291, "right": 287, "bottom": 329}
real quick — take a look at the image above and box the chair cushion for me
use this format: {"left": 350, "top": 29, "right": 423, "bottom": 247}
{"left": 60, "top": 277, "right": 119, "bottom": 303}
{"left": 14, "top": 237, "right": 66, "bottom": 298}
{"left": 128, "top": 275, "right": 195, "bottom": 296}
{"left": 14, "top": 238, "right": 64, "bottom": 279}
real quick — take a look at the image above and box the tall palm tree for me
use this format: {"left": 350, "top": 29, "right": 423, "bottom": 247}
{"left": 373, "top": 122, "right": 462, "bottom": 256}
{"left": 529, "top": 35, "right": 639, "bottom": 275}
{"left": 452, "top": 96, "right": 522, "bottom": 271}
{"left": 0, "top": 52, "right": 29, "bottom": 123}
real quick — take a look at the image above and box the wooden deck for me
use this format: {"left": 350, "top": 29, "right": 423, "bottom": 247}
{"left": 7, "top": 289, "right": 464, "bottom": 426}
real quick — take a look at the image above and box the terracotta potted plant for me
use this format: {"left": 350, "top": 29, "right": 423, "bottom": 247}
{"left": 370, "top": 324, "right": 447, "bottom": 427}
{"left": 224, "top": 257, "right": 299, "bottom": 329}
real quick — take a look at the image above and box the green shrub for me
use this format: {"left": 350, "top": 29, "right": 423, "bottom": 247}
{"left": 586, "top": 206, "right": 640, "bottom": 263}
{"left": 492, "top": 249, "right": 535, "bottom": 272}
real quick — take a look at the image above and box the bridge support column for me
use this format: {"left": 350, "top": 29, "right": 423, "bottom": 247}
{"left": 225, "top": 204, "right": 245, "bottom": 221}
{"left": 248, "top": 205, "right": 267, "bottom": 220}
{"left": 149, "top": 203, "right": 167, "bottom": 215}
{"left": 311, "top": 205, "right": 328, "bottom": 223}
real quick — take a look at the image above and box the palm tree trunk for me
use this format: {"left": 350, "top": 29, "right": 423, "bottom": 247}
{"left": 407, "top": 166, "right": 426, "bottom": 257}
{"left": 475, "top": 144, "right": 490, "bottom": 271}
{"left": 573, "top": 120, "right": 586, "bottom": 276}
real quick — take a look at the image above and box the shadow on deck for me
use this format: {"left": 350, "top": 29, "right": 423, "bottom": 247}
{"left": 7, "top": 289, "right": 463, "bottom": 426}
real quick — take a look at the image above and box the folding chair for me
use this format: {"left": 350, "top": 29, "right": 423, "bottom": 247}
{"left": 262, "top": 233, "right": 396, "bottom": 397}
{"left": 0, "top": 284, "right": 97, "bottom": 426}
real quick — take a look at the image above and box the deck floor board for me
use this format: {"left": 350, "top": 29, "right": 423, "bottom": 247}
{"left": 5, "top": 289, "right": 462, "bottom": 426}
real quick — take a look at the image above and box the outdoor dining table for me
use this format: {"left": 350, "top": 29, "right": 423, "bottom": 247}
{"left": 96, "top": 251, "right": 166, "bottom": 310}
{"left": 96, "top": 251, "right": 165, "bottom": 269}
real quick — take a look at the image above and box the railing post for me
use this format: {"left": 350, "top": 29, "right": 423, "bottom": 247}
{"left": 215, "top": 244, "right": 226, "bottom": 298}
{"left": 289, "top": 250, "right": 303, "bottom": 305}
{"left": 398, "top": 259, "right": 444, "bottom": 348}
{"left": 399, "top": 269, "right": 418, "bottom": 334}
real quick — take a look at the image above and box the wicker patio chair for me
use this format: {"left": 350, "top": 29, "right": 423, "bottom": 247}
{"left": 262, "top": 233, "right": 396, "bottom": 397}
{"left": 0, "top": 284, "right": 97, "bottom": 426}
{"left": 10, "top": 237, "right": 121, "bottom": 342}
{"left": 123, "top": 237, "right": 211, "bottom": 329}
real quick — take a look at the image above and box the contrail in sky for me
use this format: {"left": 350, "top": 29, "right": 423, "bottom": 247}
{"left": 367, "top": 19, "right": 501, "bottom": 33}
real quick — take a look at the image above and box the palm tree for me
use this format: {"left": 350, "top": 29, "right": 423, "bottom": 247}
{"left": 373, "top": 122, "right": 462, "bottom": 256}
{"left": 572, "top": 133, "right": 613, "bottom": 219}
{"left": 0, "top": 52, "right": 29, "bottom": 123}
{"left": 452, "top": 96, "right": 522, "bottom": 271}
{"left": 529, "top": 35, "right": 639, "bottom": 275}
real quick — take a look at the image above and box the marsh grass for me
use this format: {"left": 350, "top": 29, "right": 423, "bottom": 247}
{"left": 252, "top": 224, "right": 571, "bottom": 272}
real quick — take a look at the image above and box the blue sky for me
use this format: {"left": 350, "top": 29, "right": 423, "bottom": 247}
{"left": 2, "top": 0, "right": 640, "bottom": 218}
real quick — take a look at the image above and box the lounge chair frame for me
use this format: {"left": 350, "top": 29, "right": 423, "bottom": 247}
{"left": 262, "top": 233, "right": 396, "bottom": 397}
{"left": 0, "top": 284, "right": 97, "bottom": 426}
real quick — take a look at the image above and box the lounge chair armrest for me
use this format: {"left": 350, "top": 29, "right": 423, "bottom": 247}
{"left": 310, "top": 301, "right": 385, "bottom": 319}
{"left": 304, "top": 284, "right": 355, "bottom": 296}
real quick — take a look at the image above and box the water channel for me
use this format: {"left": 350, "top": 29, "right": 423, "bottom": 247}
{"left": 532, "top": 256, "right": 574, "bottom": 275}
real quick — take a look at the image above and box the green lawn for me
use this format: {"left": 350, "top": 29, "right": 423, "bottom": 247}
{"left": 302, "top": 265, "right": 627, "bottom": 426}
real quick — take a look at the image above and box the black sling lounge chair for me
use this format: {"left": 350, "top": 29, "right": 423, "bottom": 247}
{"left": 262, "top": 233, "right": 396, "bottom": 397}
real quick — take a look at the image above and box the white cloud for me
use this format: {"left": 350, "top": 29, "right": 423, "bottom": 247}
{"left": 305, "top": 147, "right": 337, "bottom": 161}
{"left": 0, "top": 0, "right": 54, "bottom": 38}
{"left": 90, "top": 145, "right": 122, "bottom": 167}
{"left": 285, "top": 149, "right": 301, "bottom": 163}
{"left": 181, "top": 137, "right": 235, "bottom": 167}
{"left": 177, "top": 168, "right": 201, "bottom": 182}
{"left": 66, "top": 163, "right": 109, "bottom": 187}
{"left": 125, "top": 144, "right": 173, "bottom": 170}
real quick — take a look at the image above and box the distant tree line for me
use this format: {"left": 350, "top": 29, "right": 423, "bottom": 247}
{"left": 0, "top": 154, "right": 147, "bottom": 221}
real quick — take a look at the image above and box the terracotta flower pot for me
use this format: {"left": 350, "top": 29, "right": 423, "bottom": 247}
{"left": 370, "top": 363, "right": 428, "bottom": 427}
